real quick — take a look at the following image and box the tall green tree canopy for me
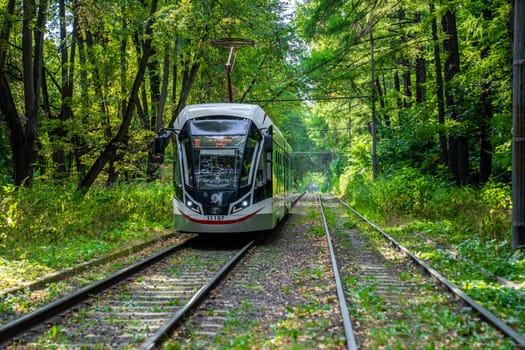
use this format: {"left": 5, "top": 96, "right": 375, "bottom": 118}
{"left": 0, "top": 0, "right": 519, "bottom": 195}
{"left": 0, "top": 0, "right": 305, "bottom": 191}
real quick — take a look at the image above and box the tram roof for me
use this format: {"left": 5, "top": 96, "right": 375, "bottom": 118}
{"left": 173, "top": 103, "right": 292, "bottom": 153}
{"left": 173, "top": 103, "right": 273, "bottom": 130}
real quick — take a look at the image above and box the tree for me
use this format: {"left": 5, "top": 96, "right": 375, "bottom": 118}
{"left": 294, "top": 0, "right": 514, "bottom": 188}
{"left": 49, "top": 0, "right": 77, "bottom": 179}
{"left": 430, "top": 2, "right": 447, "bottom": 166}
{"left": 77, "top": 0, "right": 158, "bottom": 194}
{"left": 0, "top": 0, "right": 47, "bottom": 186}
{"left": 441, "top": 3, "right": 468, "bottom": 185}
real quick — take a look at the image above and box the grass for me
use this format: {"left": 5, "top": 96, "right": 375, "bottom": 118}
{"left": 0, "top": 180, "right": 173, "bottom": 291}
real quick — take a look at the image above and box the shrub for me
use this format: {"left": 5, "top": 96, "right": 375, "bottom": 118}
{"left": 0, "top": 181, "right": 173, "bottom": 268}
{"left": 341, "top": 167, "right": 511, "bottom": 241}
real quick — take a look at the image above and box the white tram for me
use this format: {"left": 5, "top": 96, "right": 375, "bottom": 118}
{"left": 167, "top": 103, "right": 295, "bottom": 233}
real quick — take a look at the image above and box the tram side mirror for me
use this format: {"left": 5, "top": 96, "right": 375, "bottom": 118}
{"left": 263, "top": 128, "right": 273, "bottom": 153}
{"left": 154, "top": 130, "right": 173, "bottom": 154}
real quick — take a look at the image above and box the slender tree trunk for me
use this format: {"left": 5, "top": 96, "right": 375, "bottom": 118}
{"left": 22, "top": 0, "right": 39, "bottom": 186}
{"left": 414, "top": 13, "right": 426, "bottom": 104}
{"left": 157, "top": 49, "right": 170, "bottom": 131}
{"left": 144, "top": 43, "right": 160, "bottom": 181}
{"left": 52, "top": 0, "right": 76, "bottom": 179}
{"left": 147, "top": 47, "right": 171, "bottom": 181}
{"left": 479, "top": 4, "right": 493, "bottom": 184}
{"left": 430, "top": 3, "right": 448, "bottom": 167}
{"left": 73, "top": 5, "right": 89, "bottom": 177}
{"left": 371, "top": 31, "right": 378, "bottom": 179}
{"left": 148, "top": 46, "right": 160, "bottom": 130}
{"left": 442, "top": 5, "right": 468, "bottom": 185}
{"left": 393, "top": 71, "right": 403, "bottom": 127}
{"left": 171, "top": 36, "right": 179, "bottom": 123}
{"left": 398, "top": 8, "right": 412, "bottom": 109}
{"left": 375, "top": 77, "right": 390, "bottom": 128}
{"left": 415, "top": 56, "right": 426, "bottom": 103}
{"left": 0, "top": 0, "right": 47, "bottom": 186}
{"left": 78, "top": 0, "right": 158, "bottom": 194}
{"left": 402, "top": 65, "right": 412, "bottom": 108}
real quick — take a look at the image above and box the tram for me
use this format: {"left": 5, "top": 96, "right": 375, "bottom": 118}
{"left": 159, "top": 103, "right": 295, "bottom": 233}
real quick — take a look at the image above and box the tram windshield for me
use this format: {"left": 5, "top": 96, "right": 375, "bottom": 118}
{"left": 183, "top": 118, "right": 255, "bottom": 191}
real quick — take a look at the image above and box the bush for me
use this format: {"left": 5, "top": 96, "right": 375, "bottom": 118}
{"left": 341, "top": 167, "right": 511, "bottom": 241}
{"left": 0, "top": 181, "right": 173, "bottom": 268}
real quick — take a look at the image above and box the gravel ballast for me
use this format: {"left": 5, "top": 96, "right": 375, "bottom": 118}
{"left": 171, "top": 194, "right": 347, "bottom": 348}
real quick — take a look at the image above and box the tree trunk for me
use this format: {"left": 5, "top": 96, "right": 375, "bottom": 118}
{"left": 479, "top": 4, "right": 493, "bottom": 184}
{"left": 430, "top": 3, "right": 448, "bottom": 167}
{"left": 78, "top": 0, "right": 158, "bottom": 194}
{"left": 0, "top": 0, "right": 47, "bottom": 186}
{"left": 73, "top": 4, "right": 89, "bottom": 177}
{"left": 442, "top": 5, "right": 468, "bottom": 185}
{"left": 398, "top": 8, "right": 412, "bottom": 109}
{"left": 393, "top": 71, "right": 403, "bottom": 127}
{"left": 375, "top": 77, "right": 390, "bottom": 128}
{"left": 51, "top": 0, "right": 76, "bottom": 179}
{"left": 147, "top": 47, "right": 171, "bottom": 181}
{"left": 414, "top": 12, "right": 426, "bottom": 104}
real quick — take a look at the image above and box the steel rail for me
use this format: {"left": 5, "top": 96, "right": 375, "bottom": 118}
{"left": 139, "top": 239, "right": 255, "bottom": 350}
{"left": 337, "top": 197, "right": 525, "bottom": 348}
{"left": 0, "top": 238, "right": 192, "bottom": 346}
{"left": 318, "top": 195, "right": 358, "bottom": 350}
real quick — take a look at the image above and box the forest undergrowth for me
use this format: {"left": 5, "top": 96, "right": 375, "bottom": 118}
{"left": 0, "top": 179, "right": 173, "bottom": 290}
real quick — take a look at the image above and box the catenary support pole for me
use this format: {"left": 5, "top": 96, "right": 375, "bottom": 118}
{"left": 370, "top": 31, "right": 378, "bottom": 180}
{"left": 513, "top": 0, "right": 525, "bottom": 250}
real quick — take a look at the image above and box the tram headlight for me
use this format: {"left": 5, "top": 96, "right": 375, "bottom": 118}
{"left": 232, "top": 197, "right": 251, "bottom": 213}
{"left": 184, "top": 198, "right": 201, "bottom": 214}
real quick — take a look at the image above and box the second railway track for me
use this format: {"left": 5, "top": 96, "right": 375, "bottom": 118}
{"left": 319, "top": 193, "right": 524, "bottom": 349}
{"left": 1, "top": 237, "right": 254, "bottom": 349}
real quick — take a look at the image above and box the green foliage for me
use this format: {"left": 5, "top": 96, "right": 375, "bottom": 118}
{"left": 0, "top": 126, "right": 11, "bottom": 185}
{"left": 295, "top": 0, "right": 513, "bottom": 184}
{"left": 457, "top": 238, "right": 524, "bottom": 281}
{"left": 478, "top": 182, "right": 512, "bottom": 240}
{"left": 0, "top": 181, "right": 172, "bottom": 276}
{"left": 342, "top": 166, "right": 511, "bottom": 242}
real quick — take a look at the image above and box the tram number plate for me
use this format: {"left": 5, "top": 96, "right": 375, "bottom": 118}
{"left": 207, "top": 215, "right": 224, "bottom": 221}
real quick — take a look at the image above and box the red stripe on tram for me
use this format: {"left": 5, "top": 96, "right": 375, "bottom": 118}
{"left": 181, "top": 208, "right": 263, "bottom": 225}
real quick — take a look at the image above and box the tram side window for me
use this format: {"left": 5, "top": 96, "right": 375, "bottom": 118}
{"left": 254, "top": 139, "right": 272, "bottom": 202}
{"left": 181, "top": 138, "right": 194, "bottom": 187}
{"left": 240, "top": 126, "right": 262, "bottom": 188}
{"left": 173, "top": 141, "right": 183, "bottom": 199}
{"left": 256, "top": 149, "right": 265, "bottom": 187}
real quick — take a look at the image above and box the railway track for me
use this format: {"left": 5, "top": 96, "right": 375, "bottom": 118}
{"left": 0, "top": 237, "right": 254, "bottom": 349}
{"left": 318, "top": 193, "right": 525, "bottom": 349}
